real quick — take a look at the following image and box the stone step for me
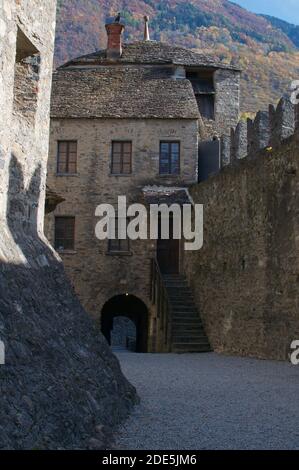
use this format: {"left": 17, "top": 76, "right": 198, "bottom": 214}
{"left": 163, "top": 274, "right": 211, "bottom": 354}
{"left": 164, "top": 283, "right": 189, "bottom": 288}
{"left": 172, "top": 318, "right": 203, "bottom": 324}
{"left": 168, "top": 295, "right": 194, "bottom": 300}
{"left": 171, "top": 306, "right": 198, "bottom": 312}
{"left": 173, "top": 325, "right": 204, "bottom": 331}
{"left": 172, "top": 343, "right": 212, "bottom": 353}
{"left": 173, "top": 335, "right": 208, "bottom": 343}
{"left": 165, "top": 281, "right": 190, "bottom": 291}
{"left": 172, "top": 315, "right": 200, "bottom": 320}
{"left": 174, "top": 324, "right": 204, "bottom": 329}
{"left": 167, "top": 292, "right": 190, "bottom": 296}
{"left": 171, "top": 302, "right": 195, "bottom": 308}
{"left": 173, "top": 330, "right": 206, "bottom": 337}
{"left": 163, "top": 275, "right": 186, "bottom": 280}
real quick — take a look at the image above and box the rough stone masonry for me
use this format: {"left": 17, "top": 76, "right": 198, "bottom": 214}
{"left": 185, "top": 99, "right": 299, "bottom": 361}
{"left": 0, "top": 0, "right": 137, "bottom": 450}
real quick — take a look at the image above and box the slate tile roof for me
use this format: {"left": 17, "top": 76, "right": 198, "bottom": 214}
{"left": 142, "top": 186, "right": 193, "bottom": 206}
{"left": 61, "top": 41, "right": 240, "bottom": 71}
{"left": 51, "top": 67, "right": 200, "bottom": 119}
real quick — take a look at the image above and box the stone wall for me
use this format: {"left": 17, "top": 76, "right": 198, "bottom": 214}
{"left": 45, "top": 117, "right": 199, "bottom": 351}
{"left": 220, "top": 97, "right": 296, "bottom": 167}
{"left": 184, "top": 99, "right": 299, "bottom": 361}
{"left": 0, "top": 0, "right": 137, "bottom": 450}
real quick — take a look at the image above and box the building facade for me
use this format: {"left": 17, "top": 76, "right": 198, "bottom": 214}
{"left": 45, "top": 19, "right": 240, "bottom": 352}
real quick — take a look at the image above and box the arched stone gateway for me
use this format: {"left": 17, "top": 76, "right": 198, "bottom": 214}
{"left": 101, "top": 295, "right": 149, "bottom": 353}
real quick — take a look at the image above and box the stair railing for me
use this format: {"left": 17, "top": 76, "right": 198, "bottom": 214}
{"left": 150, "top": 258, "right": 172, "bottom": 352}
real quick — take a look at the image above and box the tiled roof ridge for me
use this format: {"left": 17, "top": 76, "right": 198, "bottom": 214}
{"left": 59, "top": 40, "right": 240, "bottom": 72}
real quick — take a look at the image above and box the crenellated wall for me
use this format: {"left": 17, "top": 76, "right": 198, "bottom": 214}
{"left": 185, "top": 98, "right": 299, "bottom": 361}
{"left": 221, "top": 97, "right": 297, "bottom": 168}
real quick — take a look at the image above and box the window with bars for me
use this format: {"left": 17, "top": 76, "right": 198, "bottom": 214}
{"left": 108, "top": 217, "right": 130, "bottom": 253}
{"left": 54, "top": 216, "right": 75, "bottom": 251}
{"left": 159, "top": 141, "right": 180, "bottom": 175}
{"left": 57, "top": 141, "right": 77, "bottom": 174}
{"left": 111, "top": 141, "right": 132, "bottom": 175}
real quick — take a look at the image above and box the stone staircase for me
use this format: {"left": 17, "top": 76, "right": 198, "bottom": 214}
{"left": 163, "top": 274, "right": 211, "bottom": 353}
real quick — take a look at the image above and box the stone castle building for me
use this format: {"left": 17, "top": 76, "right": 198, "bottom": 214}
{"left": 45, "top": 18, "right": 240, "bottom": 353}
{"left": 0, "top": 1, "right": 136, "bottom": 450}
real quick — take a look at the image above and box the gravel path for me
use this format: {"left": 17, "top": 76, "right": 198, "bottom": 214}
{"left": 114, "top": 352, "right": 299, "bottom": 450}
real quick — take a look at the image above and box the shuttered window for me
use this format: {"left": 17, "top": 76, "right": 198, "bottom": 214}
{"left": 111, "top": 141, "right": 132, "bottom": 175}
{"left": 57, "top": 141, "right": 77, "bottom": 174}
{"left": 159, "top": 141, "right": 180, "bottom": 175}
{"left": 54, "top": 216, "right": 75, "bottom": 251}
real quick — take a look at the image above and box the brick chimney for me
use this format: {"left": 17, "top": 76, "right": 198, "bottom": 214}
{"left": 105, "top": 22, "right": 125, "bottom": 59}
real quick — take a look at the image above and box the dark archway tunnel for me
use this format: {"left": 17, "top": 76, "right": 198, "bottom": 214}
{"left": 101, "top": 295, "right": 149, "bottom": 353}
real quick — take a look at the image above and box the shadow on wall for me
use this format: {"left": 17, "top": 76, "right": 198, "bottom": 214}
{"left": 7, "top": 154, "right": 41, "bottom": 240}
{"left": 0, "top": 154, "right": 137, "bottom": 450}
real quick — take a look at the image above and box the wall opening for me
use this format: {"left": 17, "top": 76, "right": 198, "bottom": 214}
{"left": 198, "top": 138, "right": 220, "bottom": 182}
{"left": 101, "top": 295, "right": 148, "bottom": 353}
{"left": 111, "top": 316, "right": 137, "bottom": 352}
{"left": 186, "top": 68, "right": 215, "bottom": 120}
{"left": 13, "top": 27, "right": 40, "bottom": 123}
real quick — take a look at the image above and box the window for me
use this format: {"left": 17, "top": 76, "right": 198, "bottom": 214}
{"left": 111, "top": 141, "right": 132, "bottom": 175}
{"left": 57, "top": 141, "right": 77, "bottom": 174}
{"left": 55, "top": 217, "right": 75, "bottom": 251}
{"left": 196, "top": 95, "right": 215, "bottom": 120}
{"left": 108, "top": 218, "right": 130, "bottom": 253}
{"left": 159, "top": 142, "right": 180, "bottom": 175}
{"left": 186, "top": 70, "right": 215, "bottom": 120}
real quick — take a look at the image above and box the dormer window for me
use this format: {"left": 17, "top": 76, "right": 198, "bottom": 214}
{"left": 186, "top": 70, "right": 215, "bottom": 120}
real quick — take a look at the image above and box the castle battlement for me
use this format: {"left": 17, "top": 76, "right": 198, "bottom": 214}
{"left": 220, "top": 98, "right": 299, "bottom": 171}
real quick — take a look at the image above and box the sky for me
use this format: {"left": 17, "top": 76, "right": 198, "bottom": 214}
{"left": 232, "top": 0, "right": 299, "bottom": 25}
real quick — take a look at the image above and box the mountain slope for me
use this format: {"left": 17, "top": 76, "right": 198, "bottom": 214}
{"left": 262, "top": 14, "right": 299, "bottom": 49}
{"left": 55, "top": 0, "right": 299, "bottom": 113}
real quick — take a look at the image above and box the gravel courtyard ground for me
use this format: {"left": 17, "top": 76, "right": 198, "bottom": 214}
{"left": 114, "top": 352, "right": 299, "bottom": 450}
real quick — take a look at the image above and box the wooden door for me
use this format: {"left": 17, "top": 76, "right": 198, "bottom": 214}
{"left": 157, "top": 216, "right": 180, "bottom": 274}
